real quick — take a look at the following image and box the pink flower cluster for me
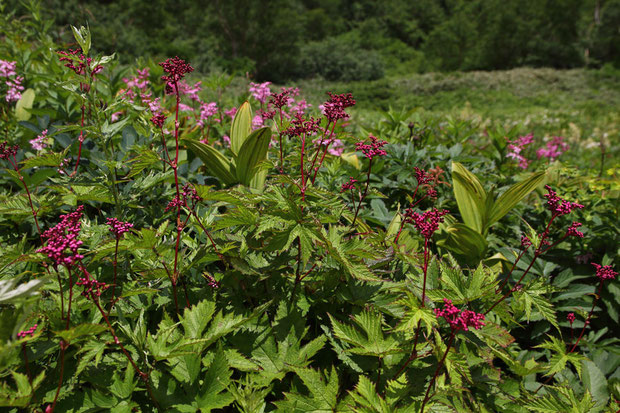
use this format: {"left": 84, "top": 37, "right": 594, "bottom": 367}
{"left": 404, "top": 208, "right": 448, "bottom": 239}
{"left": 506, "top": 133, "right": 534, "bottom": 169}
{"left": 543, "top": 185, "right": 584, "bottom": 216}
{"left": 30, "top": 129, "right": 48, "bottom": 151}
{"left": 566, "top": 222, "right": 584, "bottom": 238}
{"left": 17, "top": 324, "right": 38, "bottom": 339}
{"left": 106, "top": 218, "right": 133, "bottom": 238}
{"left": 57, "top": 49, "right": 103, "bottom": 77}
{"left": 38, "top": 206, "right": 85, "bottom": 268}
{"left": 592, "top": 263, "right": 617, "bottom": 281}
{"left": 0, "top": 59, "right": 24, "bottom": 102}
{"left": 321, "top": 92, "right": 356, "bottom": 123}
{"left": 537, "top": 136, "right": 569, "bottom": 162}
{"left": 160, "top": 56, "right": 194, "bottom": 94}
{"left": 566, "top": 312, "right": 575, "bottom": 325}
{"left": 356, "top": 135, "right": 387, "bottom": 160}
{"left": 249, "top": 82, "right": 272, "bottom": 104}
{"left": 434, "top": 299, "right": 486, "bottom": 332}
{"left": 197, "top": 102, "right": 218, "bottom": 127}
{"left": 76, "top": 277, "right": 108, "bottom": 298}
{"left": 341, "top": 177, "right": 358, "bottom": 192}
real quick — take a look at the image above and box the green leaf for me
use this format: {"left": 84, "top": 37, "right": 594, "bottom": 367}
{"left": 0, "top": 278, "right": 47, "bottom": 304}
{"left": 451, "top": 162, "right": 487, "bottom": 233}
{"left": 15, "top": 89, "right": 36, "bottom": 121}
{"left": 275, "top": 366, "right": 340, "bottom": 412}
{"left": 436, "top": 223, "right": 488, "bottom": 265}
{"left": 55, "top": 323, "right": 107, "bottom": 343}
{"left": 180, "top": 299, "right": 216, "bottom": 339}
{"left": 486, "top": 171, "right": 545, "bottom": 231}
{"left": 230, "top": 101, "right": 252, "bottom": 155}
{"left": 235, "top": 127, "right": 271, "bottom": 186}
{"left": 193, "top": 350, "right": 234, "bottom": 410}
{"left": 183, "top": 138, "right": 237, "bottom": 185}
{"left": 581, "top": 360, "right": 609, "bottom": 408}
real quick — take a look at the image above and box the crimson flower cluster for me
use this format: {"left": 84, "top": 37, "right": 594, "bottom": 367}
{"left": 182, "top": 183, "right": 202, "bottom": 205}
{"left": 592, "top": 263, "right": 617, "bottom": 281}
{"left": 38, "top": 206, "right": 85, "bottom": 268}
{"left": 434, "top": 299, "right": 486, "bottom": 332}
{"left": 57, "top": 49, "right": 103, "bottom": 76}
{"left": 159, "top": 57, "right": 194, "bottom": 94}
{"left": 17, "top": 324, "right": 38, "bottom": 339}
{"left": 566, "top": 312, "right": 575, "bottom": 325}
{"left": 76, "top": 277, "right": 108, "bottom": 298}
{"left": 414, "top": 167, "right": 432, "bottom": 186}
{"left": 566, "top": 222, "right": 584, "bottom": 238}
{"left": 356, "top": 135, "right": 388, "bottom": 160}
{"left": 544, "top": 185, "right": 584, "bottom": 216}
{"left": 521, "top": 235, "right": 532, "bottom": 248}
{"left": 150, "top": 114, "right": 166, "bottom": 128}
{"left": 322, "top": 92, "right": 356, "bottom": 123}
{"left": 404, "top": 208, "right": 448, "bottom": 239}
{"left": 0, "top": 141, "right": 18, "bottom": 160}
{"left": 270, "top": 88, "right": 293, "bottom": 109}
{"left": 106, "top": 218, "right": 134, "bottom": 239}
{"left": 284, "top": 113, "right": 320, "bottom": 138}
{"left": 341, "top": 177, "right": 357, "bottom": 192}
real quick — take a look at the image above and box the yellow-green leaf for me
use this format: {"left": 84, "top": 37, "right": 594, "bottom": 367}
{"left": 230, "top": 101, "right": 252, "bottom": 155}
{"left": 15, "top": 89, "right": 35, "bottom": 121}
{"left": 183, "top": 139, "right": 237, "bottom": 185}
{"left": 451, "top": 162, "right": 487, "bottom": 233}
{"left": 235, "top": 127, "right": 271, "bottom": 186}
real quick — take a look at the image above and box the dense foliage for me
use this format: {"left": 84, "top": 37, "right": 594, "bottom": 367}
{"left": 4, "top": 0, "right": 620, "bottom": 81}
{"left": 1, "top": 5, "right": 619, "bottom": 413}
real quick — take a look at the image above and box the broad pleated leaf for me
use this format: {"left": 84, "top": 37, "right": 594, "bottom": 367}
{"left": 230, "top": 101, "right": 252, "bottom": 155}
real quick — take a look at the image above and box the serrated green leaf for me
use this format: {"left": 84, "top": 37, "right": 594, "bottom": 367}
{"left": 55, "top": 324, "right": 107, "bottom": 343}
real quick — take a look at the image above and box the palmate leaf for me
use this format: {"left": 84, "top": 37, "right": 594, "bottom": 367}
{"left": 516, "top": 281, "right": 559, "bottom": 331}
{"left": 536, "top": 335, "right": 584, "bottom": 377}
{"left": 394, "top": 292, "right": 437, "bottom": 337}
{"left": 274, "top": 366, "right": 341, "bottom": 412}
{"left": 329, "top": 310, "right": 400, "bottom": 357}
{"left": 185, "top": 349, "right": 234, "bottom": 411}
{"left": 525, "top": 385, "right": 596, "bottom": 413}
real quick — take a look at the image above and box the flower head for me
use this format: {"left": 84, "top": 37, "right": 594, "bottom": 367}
{"left": 566, "top": 312, "right": 575, "bottom": 325}
{"left": 341, "top": 177, "right": 357, "bottom": 192}
{"left": 434, "top": 298, "right": 485, "bottom": 332}
{"left": 0, "top": 141, "right": 19, "bottom": 160}
{"left": 249, "top": 82, "right": 272, "bottom": 104}
{"left": 106, "top": 218, "right": 134, "bottom": 239}
{"left": 404, "top": 208, "right": 448, "bottom": 239}
{"left": 30, "top": 129, "right": 48, "bottom": 151}
{"left": 592, "top": 263, "right": 617, "bottom": 281}
{"left": 76, "top": 277, "right": 108, "bottom": 298}
{"left": 150, "top": 114, "right": 166, "bottom": 128}
{"left": 356, "top": 135, "right": 387, "bottom": 160}
{"left": 321, "top": 92, "right": 355, "bottom": 123}
{"left": 543, "top": 185, "right": 584, "bottom": 216}
{"left": 159, "top": 57, "right": 194, "bottom": 93}
{"left": 285, "top": 113, "right": 321, "bottom": 138}
{"left": 537, "top": 136, "right": 569, "bottom": 162}
{"left": 38, "top": 206, "right": 85, "bottom": 268}
{"left": 566, "top": 222, "right": 584, "bottom": 238}
{"left": 17, "top": 324, "right": 38, "bottom": 339}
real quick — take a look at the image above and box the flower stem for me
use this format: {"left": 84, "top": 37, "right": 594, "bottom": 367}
{"left": 352, "top": 158, "right": 373, "bottom": 227}
{"left": 421, "top": 332, "right": 455, "bottom": 412}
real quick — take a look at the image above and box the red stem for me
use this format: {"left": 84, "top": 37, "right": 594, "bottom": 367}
{"left": 71, "top": 105, "right": 86, "bottom": 176}
{"left": 421, "top": 332, "right": 455, "bottom": 412}
{"left": 351, "top": 158, "right": 373, "bottom": 226}
{"left": 108, "top": 237, "right": 120, "bottom": 316}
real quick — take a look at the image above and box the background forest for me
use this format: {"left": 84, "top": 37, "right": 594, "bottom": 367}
{"left": 5, "top": 0, "right": 620, "bottom": 82}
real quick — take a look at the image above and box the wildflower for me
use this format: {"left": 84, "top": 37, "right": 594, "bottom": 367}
{"left": 404, "top": 208, "right": 448, "bottom": 239}
{"left": 434, "top": 298, "right": 485, "bottom": 332}
{"left": 566, "top": 222, "right": 584, "bottom": 238}
{"left": 150, "top": 114, "right": 166, "bottom": 128}
{"left": 592, "top": 263, "right": 617, "bottom": 281}
{"left": 222, "top": 135, "right": 231, "bottom": 147}
{"left": 543, "top": 185, "right": 584, "bottom": 216}
{"left": 0, "top": 141, "right": 19, "bottom": 160}
{"left": 537, "top": 136, "right": 569, "bottom": 162}
{"left": 204, "top": 273, "right": 220, "bottom": 289}
{"left": 110, "top": 111, "right": 123, "bottom": 123}
{"left": 177, "top": 80, "right": 202, "bottom": 101}
{"left": 17, "top": 324, "right": 38, "bottom": 339}
{"left": 322, "top": 92, "right": 355, "bottom": 123}
{"left": 252, "top": 114, "right": 264, "bottom": 129}
{"left": 159, "top": 56, "right": 194, "bottom": 94}
{"left": 165, "top": 196, "right": 183, "bottom": 212}
{"left": 506, "top": 133, "right": 534, "bottom": 169}
{"left": 57, "top": 49, "right": 102, "bottom": 76}
{"left": 290, "top": 99, "right": 311, "bottom": 115}
{"left": 5, "top": 76, "right": 24, "bottom": 102}
{"left": 286, "top": 113, "right": 321, "bottom": 138}
{"left": 327, "top": 139, "right": 344, "bottom": 156}
{"left": 341, "top": 177, "right": 357, "bottom": 192}
{"left": 356, "top": 135, "right": 387, "bottom": 160}
{"left": 249, "top": 82, "right": 272, "bottom": 104}
{"left": 521, "top": 235, "right": 532, "bottom": 248}
{"left": 76, "top": 277, "right": 108, "bottom": 298}
{"left": 182, "top": 183, "right": 201, "bottom": 204}
{"left": 224, "top": 107, "right": 237, "bottom": 118}
{"left": 0, "top": 60, "right": 17, "bottom": 77}
{"left": 106, "top": 218, "right": 133, "bottom": 239}
{"left": 566, "top": 313, "right": 575, "bottom": 325}
{"left": 38, "top": 206, "right": 85, "bottom": 268}
{"left": 414, "top": 167, "right": 432, "bottom": 185}
{"left": 29, "top": 129, "right": 48, "bottom": 151}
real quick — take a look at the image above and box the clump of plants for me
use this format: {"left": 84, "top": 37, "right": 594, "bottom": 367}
{"left": 0, "top": 20, "right": 618, "bottom": 413}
